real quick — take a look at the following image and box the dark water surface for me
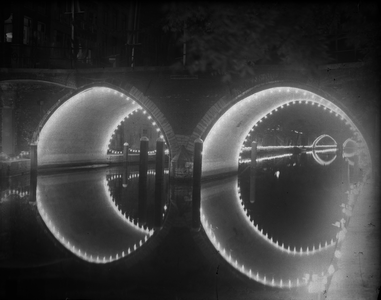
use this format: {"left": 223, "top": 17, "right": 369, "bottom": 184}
{"left": 0, "top": 151, "right": 352, "bottom": 298}
{"left": 239, "top": 151, "right": 345, "bottom": 249}
{"left": 200, "top": 149, "right": 347, "bottom": 287}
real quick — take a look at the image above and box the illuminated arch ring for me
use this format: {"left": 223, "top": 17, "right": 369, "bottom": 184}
{"left": 199, "top": 177, "right": 338, "bottom": 289}
{"left": 107, "top": 108, "right": 168, "bottom": 155}
{"left": 312, "top": 134, "right": 337, "bottom": 149}
{"left": 36, "top": 168, "right": 172, "bottom": 265}
{"left": 196, "top": 86, "right": 372, "bottom": 289}
{"left": 310, "top": 134, "right": 338, "bottom": 166}
{"left": 200, "top": 86, "right": 370, "bottom": 178}
{"left": 32, "top": 84, "right": 177, "bottom": 168}
{"left": 342, "top": 138, "right": 358, "bottom": 158}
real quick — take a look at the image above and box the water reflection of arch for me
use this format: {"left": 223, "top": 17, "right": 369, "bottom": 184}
{"left": 35, "top": 167, "right": 172, "bottom": 265}
{"left": 105, "top": 168, "right": 170, "bottom": 229}
{"left": 195, "top": 175, "right": 338, "bottom": 289}
{"left": 32, "top": 83, "right": 177, "bottom": 169}
{"left": 310, "top": 149, "right": 337, "bottom": 166}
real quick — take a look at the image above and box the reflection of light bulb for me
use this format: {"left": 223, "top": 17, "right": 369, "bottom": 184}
{"left": 274, "top": 171, "right": 280, "bottom": 178}
{"left": 328, "top": 265, "right": 335, "bottom": 275}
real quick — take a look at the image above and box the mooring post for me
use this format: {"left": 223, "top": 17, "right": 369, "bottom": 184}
{"left": 192, "top": 138, "right": 203, "bottom": 229}
{"left": 30, "top": 144, "right": 37, "bottom": 178}
{"left": 123, "top": 142, "right": 129, "bottom": 164}
{"left": 29, "top": 172, "right": 37, "bottom": 203}
{"left": 138, "top": 137, "right": 149, "bottom": 224}
{"left": 154, "top": 137, "right": 165, "bottom": 227}
{"left": 250, "top": 141, "right": 257, "bottom": 203}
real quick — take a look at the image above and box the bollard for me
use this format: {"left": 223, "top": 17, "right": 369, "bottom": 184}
{"left": 138, "top": 137, "right": 149, "bottom": 224}
{"left": 192, "top": 138, "right": 203, "bottom": 229}
{"left": 250, "top": 141, "right": 257, "bottom": 203}
{"left": 123, "top": 142, "right": 129, "bottom": 164}
{"left": 30, "top": 144, "right": 37, "bottom": 178}
{"left": 154, "top": 137, "right": 165, "bottom": 227}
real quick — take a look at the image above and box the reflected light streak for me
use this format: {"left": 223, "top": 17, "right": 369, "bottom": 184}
{"left": 241, "top": 145, "right": 337, "bottom": 153}
{"left": 239, "top": 148, "right": 337, "bottom": 165}
{"left": 309, "top": 149, "right": 337, "bottom": 166}
{"left": 239, "top": 153, "right": 293, "bottom": 164}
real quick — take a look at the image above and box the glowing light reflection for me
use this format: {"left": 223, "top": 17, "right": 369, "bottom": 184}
{"left": 35, "top": 176, "right": 156, "bottom": 264}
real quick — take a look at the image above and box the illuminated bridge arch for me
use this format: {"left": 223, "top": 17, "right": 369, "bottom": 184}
{"left": 32, "top": 83, "right": 177, "bottom": 168}
{"left": 191, "top": 84, "right": 371, "bottom": 178}
{"left": 194, "top": 83, "right": 373, "bottom": 289}
{"left": 312, "top": 134, "right": 337, "bottom": 149}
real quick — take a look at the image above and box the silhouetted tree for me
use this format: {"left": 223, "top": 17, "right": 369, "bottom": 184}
{"left": 339, "top": 3, "right": 380, "bottom": 62}
{"left": 163, "top": 2, "right": 380, "bottom": 81}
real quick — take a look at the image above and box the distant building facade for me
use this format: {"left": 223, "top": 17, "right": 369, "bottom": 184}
{"left": 1, "top": 1, "right": 148, "bottom": 68}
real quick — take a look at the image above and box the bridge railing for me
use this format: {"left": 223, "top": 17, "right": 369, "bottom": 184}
{"left": 0, "top": 43, "right": 125, "bottom": 69}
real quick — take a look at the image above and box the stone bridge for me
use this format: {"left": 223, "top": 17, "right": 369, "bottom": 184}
{"left": 0, "top": 62, "right": 379, "bottom": 177}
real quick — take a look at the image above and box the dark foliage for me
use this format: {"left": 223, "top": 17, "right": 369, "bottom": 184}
{"left": 162, "top": 2, "right": 380, "bottom": 81}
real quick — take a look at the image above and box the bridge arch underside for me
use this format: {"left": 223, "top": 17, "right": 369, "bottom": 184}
{"left": 202, "top": 86, "right": 370, "bottom": 178}
{"left": 37, "top": 86, "right": 163, "bottom": 168}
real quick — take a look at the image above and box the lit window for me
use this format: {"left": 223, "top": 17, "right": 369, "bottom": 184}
{"left": 4, "top": 14, "right": 13, "bottom": 42}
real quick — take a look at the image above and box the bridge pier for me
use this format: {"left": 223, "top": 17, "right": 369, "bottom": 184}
{"left": 123, "top": 142, "right": 129, "bottom": 164}
{"left": 30, "top": 144, "right": 37, "bottom": 178}
{"left": 192, "top": 138, "right": 203, "bottom": 229}
{"left": 28, "top": 143, "right": 38, "bottom": 203}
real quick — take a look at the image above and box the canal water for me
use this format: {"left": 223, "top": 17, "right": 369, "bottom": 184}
{"left": 36, "top": 165, "right": 170, "bottom": 263}
{"left": 0, "top": 146, "right": 360, "bottom": 297}
{"left": 0, "top": 165, "right": 170, "bottom": 265}
{"left": 1, "top": 100, "right": 361, "bottom": 296}
{"left": 200, "top": 148, "right": 351, "bottom": 287}
{"left": 239, "top": 151, "right": 345, "bottom": 249}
